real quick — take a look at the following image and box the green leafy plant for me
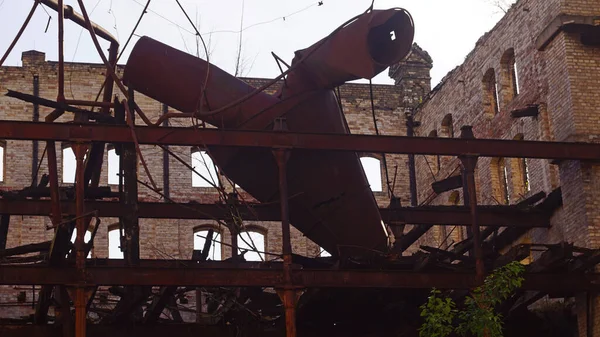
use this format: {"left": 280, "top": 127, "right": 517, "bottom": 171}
{"left": 419, "top": 289, "right": 456, "bottom": 337}
{"left": 419, "top": 261, "right": 525, "bottom": 337}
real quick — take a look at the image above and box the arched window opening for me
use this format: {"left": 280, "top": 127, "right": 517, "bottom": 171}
{"left": 426, "top": 130, "right": 440, "bottom": 174}
{"left": 483, "top": 68, "right": 499, "bottom": 117}
{"left": 491, "top": 158, "right": 510, "bottom": 205}
{"left": 62, "top": 144, "right": 76, "bottom": 184}
{"left": 510, "top": 134, "right": 531, "bottom": 198}
{"left": 441, "top": 114, "right": 454, "bottom": 138}
{"left": 359, "top": 156, "right": 382, "bottom": 192}
{"left": 70, "top": 229, "right": 92, "bottom": 258}
{"left": 193, "top": 227, "right": 222, "bottom": 261}
{"left": 500, "top": 49, "right": 519, "bottom": 105}
{"left": 107, "top": 146, "right": 120, "bottom": 185}
{"left": 191, "top": 148, "right": 219, "bottom": 188}
{"left": 0, "top": 140, "right": 5, "bottom": 182}
{"left": 108, "top": 226, "right": 123, "bottom": 259}
{"left": 238, "top": 230, "right": 265, "bottom": 262}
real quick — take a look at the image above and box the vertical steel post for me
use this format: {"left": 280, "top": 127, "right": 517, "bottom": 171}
{"left": 73, "top": 143, "right": 87, "bottom": 337}
{"left": 458, "top": 126, "right": 484, "bottom": 284}
{"left": 406, "top": 112, "right": 418, "bottom": 207}
{"left": 57, "top": 0, "right": 65, "bottom": 102}
{"left": 32, "top": 75, "right": 39, "bottom": 186}
{"left": 122, "top": 98, "right": 140, "bottom": 265}
{"left": 273, "top": 147, "right": 297, "bottom": 337}
{"left": 86, "top": 42, "right": 118, "bottom": 188}
{"left": 161, "top": 103, "right": 170, "bottom": 200}
{"left": 46, "top": 141, "right": 62, "bottom": 227}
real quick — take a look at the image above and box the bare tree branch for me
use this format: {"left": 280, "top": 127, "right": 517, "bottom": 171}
{"left": 484, "top": 0, "right": 515, "bottom": 14}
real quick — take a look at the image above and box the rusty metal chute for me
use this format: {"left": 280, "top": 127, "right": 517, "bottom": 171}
{"left": 123, "top": 8, "right": 414, "bottom": 257}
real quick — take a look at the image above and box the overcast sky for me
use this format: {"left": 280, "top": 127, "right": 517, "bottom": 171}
{"left": 1, "top": 0, "right": 515, "bottom": 85}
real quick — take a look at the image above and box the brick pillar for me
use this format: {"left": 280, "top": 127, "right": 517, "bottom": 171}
{"left": 545, "top": 29, "right": 600, "bottom": 337}
{"left": 21, "top": 50, "right": 45, "bottom": 67}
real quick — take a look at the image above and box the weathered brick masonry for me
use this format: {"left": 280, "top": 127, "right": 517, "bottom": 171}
{"left": 0, "top": 45, "right": 421, "bottom": 319}
{"left": 413, "top": 0, "right": 600, "bottom": 335}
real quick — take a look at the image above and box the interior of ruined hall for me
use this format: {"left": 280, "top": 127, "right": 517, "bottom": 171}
{"left": 0, "top": 0, "right": 599, "bottom": 336}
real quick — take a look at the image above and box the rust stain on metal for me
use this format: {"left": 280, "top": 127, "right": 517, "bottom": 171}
{"left": 123, "top": 9, "right": 415, "bottom": 257}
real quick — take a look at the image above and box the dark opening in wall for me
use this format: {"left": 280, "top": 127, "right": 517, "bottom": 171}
{"left": 482, "top": 68, "right": 499, "bottom": 117}
{"left": 510, "top": 134, "right": 530, "bottom": 200}
{"left": 426, "top": 130, "right": 440, "bottom": 174}
{"left": 441, "top": 114, "right": 454, "bottom": 138}
{"left": 500, "top": 48, "right": 519, "bottom": 108}
{"left": 491, "top": 157, "right": 510, "bottom": 205}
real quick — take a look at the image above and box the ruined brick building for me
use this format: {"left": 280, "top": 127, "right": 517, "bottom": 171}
{"left": 0, "top": 0, "right": 599, "bottom": 335}
{"left": 0, "top": 45, "right": 426, "bottom": 321}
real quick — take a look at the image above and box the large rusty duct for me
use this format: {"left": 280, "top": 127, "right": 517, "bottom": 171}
{"left": 123, "top": 8, "right": 415, "bottom": 257}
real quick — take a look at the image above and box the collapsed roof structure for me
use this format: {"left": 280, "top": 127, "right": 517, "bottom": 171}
{"left": 1, "top": 0, "right": 600, "bottom": 336}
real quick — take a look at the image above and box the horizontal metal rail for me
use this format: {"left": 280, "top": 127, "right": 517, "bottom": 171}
{"left": 0, "top": 265, "right": 598, "bottom": 291}
{"left": 0, "top": 121, "right": 598, "bottom": 159}
{"left": 0, "top": 199, "right": 550, "bottom": 227}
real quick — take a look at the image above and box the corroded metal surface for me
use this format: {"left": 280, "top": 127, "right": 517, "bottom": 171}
{"left": 123, "top": 9, "right": 415, "bottom": 257}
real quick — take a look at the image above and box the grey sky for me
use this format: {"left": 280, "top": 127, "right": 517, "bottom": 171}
{"left": 1, "top": 0, "right": 514, "bottom": 85}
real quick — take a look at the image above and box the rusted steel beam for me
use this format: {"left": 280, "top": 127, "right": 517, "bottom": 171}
{"left": 6, "top": 91, "right": 116, "bottom": 124}
{"left": 0, "top": 199, "right": 550, "bottom": 227}
{"left": 383, "top": 205, "right": 549, "bottom": 227}
{"left": 122, "top": 135, "right": 140, "bottom": 266}
{"left": 431, "top": 175, "right": 462, "bottom": 194}
{"left": 143, "top": 286, "right": 177, "bottom": 324}
{"left": 0, "top": 2, "right": 38, "bottom": 67}
{"left": 0, "top": 324, "right": 238, "bottom": 337}
{"left": 273, "top": 146, "right": 298, "bottom": 337}
{"left": 73, "top": 143, "right": 88, "bottom": 337}
{"left": 57, "top": 0, "right": 66, "bottom": 103}
{"left": 0, "top": 265, "right": 599, "bottom": 291}
{"left": 37, "top": 0, "right": 118, "bottom": 43}
{"left": 459, "top": 126, "right": 484, "bottom": 284}
{"left": 0, "top": 121, "right": 598, "bottom": 160}
{"left": 0, "top": 240, "right": 51, "bottom": 258}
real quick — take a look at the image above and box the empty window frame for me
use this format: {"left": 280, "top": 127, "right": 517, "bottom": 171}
{"left": 510, "top": 134, "right": 531, "bottom": 197}
{"left": 191, "top": 148, "right": 219, "bottom": 188}
{"left": 70, "top": 229, "right": 92, "bottom": 258}
{"left": 0, "top": 140, "right": 5, "bottom": 182}
{"left": 441, "top": 114, "right": 454, "bottom": 138}
{"left": 62, "top": 144, "right": 77, "bottom": 183}
{"left": 483, "top": 68, "right": 500, "bottom": 117}
{"left": 108, "top": 226, "right": 124, "bottom": 259}
{"left": 360, "top": 156, "right": 383, "bottom": 192}
{"left": 107, "top": 146, "right": 120, "bottom": 185}
{"left": 491, "top": 157, "right": 510, "bottom": 205}
{"left": 500, "top": 48, "right": 520, "bottom": 104}
{"left": 193, "top": 227, "right": 222, "bottom": 261}
{"left": 425, "top": 130, "right": 440, "bottom": 175}
{"left": 238, "top": 230, "right": 265, "bottom": 262}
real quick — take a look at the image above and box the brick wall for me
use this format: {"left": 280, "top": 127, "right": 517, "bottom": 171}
{"left": 0, "top": 46, "right": 417, "bottom": 319}
{"left": 413, "top": 0, "right": 600, "bottom": 335}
